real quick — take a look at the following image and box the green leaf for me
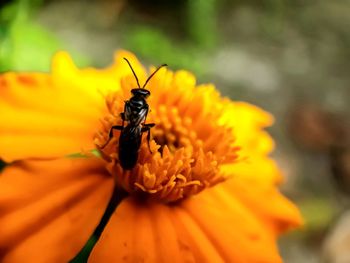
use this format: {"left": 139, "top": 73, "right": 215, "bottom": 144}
{"left": 66, "top": 149, "right": 102, "bottom": 159}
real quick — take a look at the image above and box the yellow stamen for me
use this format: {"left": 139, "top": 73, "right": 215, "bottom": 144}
{"left": 94, "top": 67, "right": 240, "bottom": 203}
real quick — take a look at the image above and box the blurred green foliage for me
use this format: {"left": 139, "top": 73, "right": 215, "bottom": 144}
{"left": 1, "top": 0, "right": 60, "bottom": 71}
{"left": 124, "top": 27, "right": 205, "bottom": 74}
{"left": 299, "top": 197, "right": 338, "bottom": 233}
{"left": 0, "top": 0, "right": 88, "bottom": 72}
{"left": 0, "top": 0, "right": 217, "bottom": 75}
{"left": 187, "top": 0, "right": 217, "bottom": 48}
{"left": 123, "top": 0, "right": 217, "bottom": 76}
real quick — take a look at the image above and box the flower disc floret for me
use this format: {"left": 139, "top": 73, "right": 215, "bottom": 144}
{"left": 95, "top": 69, "right": 240, "bottom": 203}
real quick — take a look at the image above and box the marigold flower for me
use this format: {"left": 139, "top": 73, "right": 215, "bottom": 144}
{"left": 0, "top": 50, "right": 302, "bottom": 262}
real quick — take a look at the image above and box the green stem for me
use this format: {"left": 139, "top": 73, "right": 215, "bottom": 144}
{"left": 70, "top": 187, "right": 128, "bottom": 263}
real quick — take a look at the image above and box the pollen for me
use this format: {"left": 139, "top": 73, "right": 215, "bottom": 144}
{"left": 94, "top": 68, "right": 240, "bottom": 203}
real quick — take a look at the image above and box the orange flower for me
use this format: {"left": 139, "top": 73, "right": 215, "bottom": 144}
{"left": 0, "top": 51, "right": 302, "bottom": 262}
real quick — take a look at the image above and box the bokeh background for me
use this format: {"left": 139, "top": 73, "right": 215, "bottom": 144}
{"left": 1, "top": 0, "right": 349, "bottom": 262}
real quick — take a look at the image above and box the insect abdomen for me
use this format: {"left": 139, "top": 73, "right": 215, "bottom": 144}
{"left": 118, "top": 126, "right": 142, "bottom": 169}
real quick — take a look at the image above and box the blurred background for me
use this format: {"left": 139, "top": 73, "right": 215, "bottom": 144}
{"left": 1, "top": 0, "right": 349, "bottom": 262}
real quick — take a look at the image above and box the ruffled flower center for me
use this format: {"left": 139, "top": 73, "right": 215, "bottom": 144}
{"left": 94, "top": 69, "right": 240, "bottom": 203}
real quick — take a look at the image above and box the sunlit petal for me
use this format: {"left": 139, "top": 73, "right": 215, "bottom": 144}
{"left": 0, "top": 50, "right": 144, "bottom": 162}
{"left": 90, "top": 192, "right": 283, "bottom": 263}
{"left": 0, "top": 158, "right": 113, "bottom": 263}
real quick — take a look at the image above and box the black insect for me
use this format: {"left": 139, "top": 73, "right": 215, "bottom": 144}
{"left": 102, "top": 58, "right": 167, "bottom": 169}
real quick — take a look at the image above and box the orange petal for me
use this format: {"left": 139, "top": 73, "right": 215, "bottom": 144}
{"left": 110, "top": 50, "right": 147, "bottom": 84}
{"left": 221, "top": 101, "right": 275, "bottom": 157}
{"left": 51, "top": 50, "right": 146, "bottom": 98}
{"left": 0, "top": 158, "right": 114, "bottom": 263}
{"left": 90, "top": 191, "right": 283, "bottom": 263}
{"left": 221, "top": 156, "right": 303, "bottom": 235}
{"left": 0, "top": 72, "right": 106, "bottom": 162}
{"left": 0, "top": 51, "right": 146, "bottom": 162}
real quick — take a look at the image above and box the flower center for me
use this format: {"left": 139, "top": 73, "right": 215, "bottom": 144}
{"left": 94, "top": 71, "right": 239, "bottom": 203}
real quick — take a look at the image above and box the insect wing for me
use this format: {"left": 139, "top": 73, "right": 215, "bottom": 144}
{"left": 132, "top": 107, "right": 148, "bottom": 126}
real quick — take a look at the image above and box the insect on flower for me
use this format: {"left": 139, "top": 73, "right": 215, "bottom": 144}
{"left": 0, "top": 51, "right": 303, "bottom": 262}
{"left": 101, "top": 58, "right": 167, "bottom": 169}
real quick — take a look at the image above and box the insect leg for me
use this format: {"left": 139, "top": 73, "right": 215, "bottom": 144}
{"left": 101, "top": 125, "right": 124, "bottom": 149}
{"left": 120, "top": 112, "right": 125, "bottom": 127}
{"left": 142, "top": 123, "right": 155, "bottom": 153}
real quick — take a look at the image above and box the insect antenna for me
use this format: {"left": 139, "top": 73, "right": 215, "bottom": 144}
{"left": 142, "top": 63, "right": 168, "bottom": 89}
{"left": 123, "top": 57, "right": 141, "bottom": 88}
